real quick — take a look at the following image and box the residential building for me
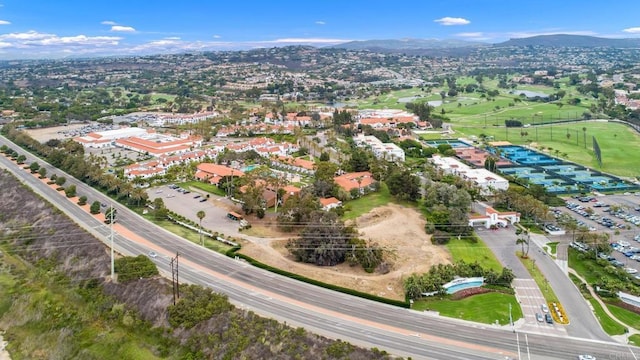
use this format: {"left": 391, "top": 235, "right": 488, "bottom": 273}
{"left": 195, "top": 163, "right": 245, "bottom": 185}
{"left": 431, "top": 155, "right": 509, "bottom": 194}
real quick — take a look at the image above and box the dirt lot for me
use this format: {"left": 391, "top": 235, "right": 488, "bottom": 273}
{"left": 239, "top": 204, "right": 451, "bottom": 300}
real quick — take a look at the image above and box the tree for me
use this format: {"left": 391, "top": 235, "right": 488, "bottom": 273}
{"left": 29, "top": 161, "right": 40, "bottom": 173}
{"left": 55, "top": 176, "right": 66, "bottom": 186}
{"left": 197, "top": 210, "right": 206, "bottom": 246}
{"left": 78, "top": 195, "right": 88, "bottom": 206}
{"left": 90, "top": 201, "right": 101, "bottom": 214}
{"left": 38, "top": 166, "right": 47, "bottom": 179}
{"left": 16, "top": 154, "right": 26, "bottom": 164}
{"left": 64, "top": 184, "right": 77, "bottom": 198}
{"left": 286, "top": 211, "right": 354, "bottom": 266}
{"left": 516, "top": 232, "right": 530, "bottom": 258}
{"left": 386, "top": 169, "right": 421, "bottom": 201}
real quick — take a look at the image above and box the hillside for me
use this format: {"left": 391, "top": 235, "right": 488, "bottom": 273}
{"left": 495, "top": 34, "right": 640, "bottom": 48}
{"left": 0, "top": 168, "right": 396, "bottom": 360}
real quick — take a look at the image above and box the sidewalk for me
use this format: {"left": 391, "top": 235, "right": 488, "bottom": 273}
{"left": 568, "top": 269, "right": 639, "bottom": 343}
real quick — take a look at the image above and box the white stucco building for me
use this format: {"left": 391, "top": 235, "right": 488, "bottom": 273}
{"left": 431, "top": 155, "right": 509, "bottom": 194}
{"left": 354, "top": 134, "right": 405, "bottom": 162}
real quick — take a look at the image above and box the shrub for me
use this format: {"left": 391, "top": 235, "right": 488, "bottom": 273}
{"left": 167, "top": 285, "right": 233, "bottom": 329}
{"left": 451, "top": 287, "right": 491, "bottom": 300}
{"left": 114, "top": 255, "right": 159, "bottom": 282}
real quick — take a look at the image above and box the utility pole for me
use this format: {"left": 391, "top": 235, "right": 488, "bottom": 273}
{"left": 509, "top": 303, "right": 514, "bottom": 332}
{"left": 171, "top": 252, "right": 180, "bottom": 305}
{"left": 110, "top": 203, "right": 115, "bottom": 282}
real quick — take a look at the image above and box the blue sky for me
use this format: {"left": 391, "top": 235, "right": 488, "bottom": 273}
{"left": 1, "top": 0, "right": 640, "bottom": 59}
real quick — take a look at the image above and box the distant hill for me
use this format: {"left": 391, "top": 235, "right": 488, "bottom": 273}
{"left": 495, "top": 34, "right": 640, "bottom": 48}
{"left": 331, "top": 38, "right": 484, "bottom": 50}
{"left": 329, "top": 38, "right": 486, "bottom": 56}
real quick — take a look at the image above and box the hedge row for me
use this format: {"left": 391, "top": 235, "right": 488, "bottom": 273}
{"left": 225, "top": 247, "right": 410, "bottom": 308}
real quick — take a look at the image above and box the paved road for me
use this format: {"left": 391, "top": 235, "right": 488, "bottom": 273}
{"left": 477, "top": 226, "right": 610, "bottom": 341}
{"left": 1, "top": 136, "right": 638, "bottom": 359}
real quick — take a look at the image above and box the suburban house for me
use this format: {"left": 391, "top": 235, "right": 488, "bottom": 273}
{"left": 319, "top": 197, "right": 342, "bottom": 211}
{"left": 195, "top": 163, "right": 245, "bottom": 185}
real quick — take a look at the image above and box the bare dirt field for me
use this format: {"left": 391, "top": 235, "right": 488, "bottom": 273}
{"left": 239, "top": 203, "right": 451, "bottom": 300}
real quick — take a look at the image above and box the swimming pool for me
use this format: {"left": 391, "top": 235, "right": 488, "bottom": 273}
{"left": 443, "top": 277, "right": 484, "bottom": 294}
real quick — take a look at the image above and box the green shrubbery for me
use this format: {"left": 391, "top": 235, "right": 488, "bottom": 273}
{"left": 114, "top": 255, "right": 159, "bottom": 282}
{"left": 167, "top": 285, "right": 234, "bottom": 329}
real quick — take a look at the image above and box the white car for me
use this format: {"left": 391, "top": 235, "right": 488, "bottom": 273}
{"left": 625, "top": 268, "right": 638, "bottom": 274}
{"left": 578, "top": 355, "right": 596, "bottom": 360}
{"left": 148, "top": 251, "right": 158, "bottom": 258}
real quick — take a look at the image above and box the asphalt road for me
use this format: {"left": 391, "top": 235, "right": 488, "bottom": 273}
{"left": 478, "top": 226, "right": 611, "bottom": 341}
{"left": 1, "top": 136, "right": 638, "bottom": 359}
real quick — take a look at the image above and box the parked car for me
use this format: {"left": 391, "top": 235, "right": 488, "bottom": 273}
{"left": 541, "top": 304, "right": 549, "bottom": 313}
{"left": 545, "top": 313, "right": 553, "bottom": 324}
{"left": 610, "top": 260, "right": 625, "bottom": 267}
{"left": 535, "top": 313, "right": 544, "bottom": 322}
{"left": 625, "top": 268, "right": 638, "bottom": 274}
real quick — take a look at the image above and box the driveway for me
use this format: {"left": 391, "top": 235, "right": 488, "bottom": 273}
{"left": 477, "top": 226, "right": 611, "bottom": 340}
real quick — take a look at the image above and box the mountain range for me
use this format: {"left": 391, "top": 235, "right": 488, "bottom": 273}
{"left": 331, "top": 34, "right": 640, "bottom": 53}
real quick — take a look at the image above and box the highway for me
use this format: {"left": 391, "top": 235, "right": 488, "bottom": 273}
{"left": 1, "top": 136, "right": 638, "bottom": 359}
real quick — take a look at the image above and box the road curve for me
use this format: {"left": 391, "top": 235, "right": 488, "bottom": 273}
{"left": 1, "top": 135, "right": 637, "bottom": 360}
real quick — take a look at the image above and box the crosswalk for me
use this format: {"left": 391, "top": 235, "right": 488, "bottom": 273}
{"left": 513, "top": 279, "right": 568, "bottom": 337}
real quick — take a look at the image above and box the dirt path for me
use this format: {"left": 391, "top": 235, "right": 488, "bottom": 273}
{"left": 240, "top": 204, "right": 451, "bottom": 300}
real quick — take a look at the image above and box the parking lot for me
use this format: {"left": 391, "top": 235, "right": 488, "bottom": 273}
{"left": 146, "top": 184, "right": 244, "bottom": 238}
{"left": 550, "top": 193, "right": 640, "bottom": 277}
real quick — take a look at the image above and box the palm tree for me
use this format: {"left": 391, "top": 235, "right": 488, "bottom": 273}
{"left": 197, "top": 210, "right": 206, "bottom": 246}
{"left": 516, "top": 235, "right": 530, "bottom": 258}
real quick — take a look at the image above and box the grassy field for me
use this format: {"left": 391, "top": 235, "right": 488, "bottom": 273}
{"left": 356, "top": 77, "right": 640, "bottom": 178}
{"left": 607, "top": 304, "right": 640, "bottom": 332}
{"left": 589, "top": 299, "right": 626, "bottom": 335}
{"left": 412, "top": 292, "right": 522, "bottom": 325}
{"left": 342, "top": 183, "right": 395, "bottom": 220}
{"left": 141, "top": 212, "right": 232, "bottom": 253}
{"left": 445, "top": 237, "right": 503, "bottom": 272}
{"left": 630, "top": 334, "right": 640, "bottom": 346}
{"left": 180, "top": 180, "right": 226, "bottom": 197}
{"left": 448, "top": 121, "right": 640, "bottom": 178}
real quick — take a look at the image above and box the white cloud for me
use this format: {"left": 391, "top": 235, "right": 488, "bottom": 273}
{"left": 0, "top": 20, "right": 10, "bottom": 25}
{"left": 101, "top": 20, "right": 117, "bottom": 25}
{"left": 623, "top": 27, "right": 640, "bottom": 34}
{"left": 110, "top": 25, "right": 136, "bottom": 33}
{"left": 213, "top": 34, "right": 221, "bottom": 39}
{"left": 0, "top": 31, "right": 121, "bottom": 48}
{"left": 434, "top": 17, "right": 470, "bottom": 26}
{"left": 315, "top": 21, "right": 325, "bottom": 25}
{"left": 0, "top": 41, "right": 11, "bottom": 48}
{"left": 165, "top": 36, "right": 181, "bottom": 40}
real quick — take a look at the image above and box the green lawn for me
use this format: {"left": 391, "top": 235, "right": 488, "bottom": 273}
{"left": 140, "top": 212, "right": 232, "bottom": 253}
{"left": 607, "top": 304, "right": 640, "bottom": 332}
{"left": 451, "top": 121, "right": 640, "bottom": 178}
{"left": 629, "top": 334, "right": 640, "bottom": 346}
{"left": 412, "top": 292, "right": 522, "bottom": 325}
{"left": 547, "top": 242, "right": 559, "bottom": 255}
{"left": 180, "top": 180, "right": 226, "bottom": 197}
{"left": 445, "top": 237, "right": 503, "bottom": 272}
{"left": 519, "top": 256, "right": 559, "bottom": 302}
{"left": 589, "top": 299, "right": 626, "bottom": 335}
{"left": 342, "top": 183, "right": 395, "bottom": 220}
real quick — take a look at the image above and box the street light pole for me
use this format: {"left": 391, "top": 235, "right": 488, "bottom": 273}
{"left": 110, "top": 203, "right": 115, "bottom": 281}
{"left": 509, "top": 302, "right": 514, "bottom": 332}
